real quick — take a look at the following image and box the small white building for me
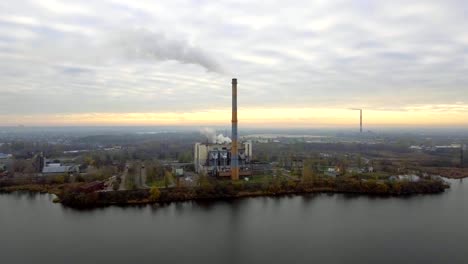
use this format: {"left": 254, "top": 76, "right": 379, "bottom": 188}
{"left": 325, "top": 168, "right": 338, "bottom": 177}
{"left": 389, "top": 174, "right": 421, "bottom": 182}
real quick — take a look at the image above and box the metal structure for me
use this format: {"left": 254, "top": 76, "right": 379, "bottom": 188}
{"left": 231, "top": 78, "right": 239, "bottom": 180}
{"left": 351, "top": 108, "right": 363, "bottom": 133}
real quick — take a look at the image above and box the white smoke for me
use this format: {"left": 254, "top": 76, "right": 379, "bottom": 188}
{"left": 215, "top": 134, "right": 232, "bottom": 144}
{"left": 200, "top": 127, "right": 216, "bottom": 143}
{"left": 106, "top": 29, "right": 222, "bottom": 72}
{"left": 200, "top": 128, "right": 231, "bottom": 144}
{"left": 27, "top": 28, "right": 223, "bottom": 73}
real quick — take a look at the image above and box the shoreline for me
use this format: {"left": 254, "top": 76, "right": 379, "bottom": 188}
{"left": 1, "top": 178, "right": 449, "bottom": 208}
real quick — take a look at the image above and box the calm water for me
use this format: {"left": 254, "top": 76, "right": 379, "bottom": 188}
{"left": 1, "top": 179, "right": 467, "bottom": 264}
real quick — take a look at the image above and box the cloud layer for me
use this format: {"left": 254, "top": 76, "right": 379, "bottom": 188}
{"left": 0, "top": 0, "right": 467, "bottom": 126}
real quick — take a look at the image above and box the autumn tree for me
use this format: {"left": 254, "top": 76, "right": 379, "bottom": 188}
{"left": 149, "top": 185, "right": 161, "bottom": 202}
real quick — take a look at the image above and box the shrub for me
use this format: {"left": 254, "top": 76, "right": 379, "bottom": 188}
{"left": 149, "top": 186, "right": 161, "bottom": 202}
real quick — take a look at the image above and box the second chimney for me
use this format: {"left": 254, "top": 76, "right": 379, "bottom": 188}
{"left": 231, "top": 78, "right": 239, "bottom": 180}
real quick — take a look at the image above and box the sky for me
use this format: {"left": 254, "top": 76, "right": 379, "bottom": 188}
{"left": 0, "top": 0, "right": 468, "bottom": 127}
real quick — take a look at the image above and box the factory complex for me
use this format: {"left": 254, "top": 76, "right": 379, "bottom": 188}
{"left": 194, "top": 141, "right": 253, "bottom": 177}
{"left": 193, "top": 78, "right": 253, "bottom": 179}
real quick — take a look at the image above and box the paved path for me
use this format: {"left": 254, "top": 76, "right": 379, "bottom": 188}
{"left": 140, "top": 166, "right": 149, "bottom": 189}
{"left": 119, "top": 164, "right": 129, "bottom": 190}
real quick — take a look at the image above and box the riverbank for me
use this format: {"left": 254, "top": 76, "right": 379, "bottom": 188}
{"left": 420, "top": 167, "right": 468, "bottom": 179}
{"left": 0, "top": 184, "right": 64, "bottom": 195}
{"left": 1, "top": 177, "right": 449, "bottom": 208}
{"left": 58, "top": 177, "right": 449, "bottom": 208}
{"left": 0, "top": 181, "right": 86, "bottom": 195}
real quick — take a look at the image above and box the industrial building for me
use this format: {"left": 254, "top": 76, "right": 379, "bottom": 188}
{"left": 33, "top": 152, "right": 79, "bottom": 175}
{"left": 42, "top": 163, "right": 80, "bottom": 175}
{"left": 194, "top": 141, "right": 252, "bottom": 177}
{"left": 193, "top": 78, "right": 254, "bottom": 179}
{"left": 193, "top": 78, "right": 253, "bottom": 179}
{"left": 194, "top": 79, "right": 252, "bottom": 178}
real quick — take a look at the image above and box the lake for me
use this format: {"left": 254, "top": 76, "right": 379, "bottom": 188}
{"left": 1, "top": 179, "right": 466, "bottom": 264}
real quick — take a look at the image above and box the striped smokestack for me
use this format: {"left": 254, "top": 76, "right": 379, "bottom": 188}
{"left": 351, "top": 108, "right": 363, "bottom": 133}
{"left": 360, "top": 109, "right": 363, "bottom": 133}
{"left": 231, "top": 78, "right": 239, "bottom": 180}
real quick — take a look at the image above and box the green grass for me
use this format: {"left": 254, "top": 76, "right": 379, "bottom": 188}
{"left": 146, "top": 179, "right": 167, "bottom": 188}
{"left": 243, "top": 175, "right": 272, "bottom": 184}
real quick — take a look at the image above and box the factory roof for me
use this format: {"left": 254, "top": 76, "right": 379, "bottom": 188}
{"left": 0, "top": 153, "right": 12, "bottom": 159}
{"left": 42, "top": 165, "right": 77, "bottom": 174}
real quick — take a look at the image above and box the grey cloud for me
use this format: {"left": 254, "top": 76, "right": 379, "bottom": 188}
{"left": 5, "top": 27, "right": 222, "bottom": 73}
{"left": 0, "top": 0, "right": 468, "bottom": 118}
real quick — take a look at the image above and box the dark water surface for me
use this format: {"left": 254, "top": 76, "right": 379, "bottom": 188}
{"left": 1, "top": 179, "right": 467, "bottom": 264}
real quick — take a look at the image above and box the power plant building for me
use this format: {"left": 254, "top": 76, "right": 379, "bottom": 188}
{"left": 194, "top": 141, "right": 252, "bottom": 177}
{"left": 194, "top": 78, "right": 250, "bottom": 179}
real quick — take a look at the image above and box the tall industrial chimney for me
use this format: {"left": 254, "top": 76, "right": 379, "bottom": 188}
{"left": 360, "top": 109, "right": 363, "bottom": 133}
{"left": 351, "top": 108, "right": 363, "bottom": 133}
{"left": 231, "top": 78, "right": 239, "bottom": 180}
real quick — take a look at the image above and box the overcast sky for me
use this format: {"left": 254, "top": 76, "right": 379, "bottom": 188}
{"left": 0, "top": 0, "right": 467, "bottom": 126}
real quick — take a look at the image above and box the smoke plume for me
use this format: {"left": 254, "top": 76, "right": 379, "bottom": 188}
{"left": 200, "top": 127, "right": 231, "bottom": 144}
{"left": 29, "top": 28, "right": 222, "bottom": 73}
{"left": 107, "top": 29, "right": 222, "bottom": 72}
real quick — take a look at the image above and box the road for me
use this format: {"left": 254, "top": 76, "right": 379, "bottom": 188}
{"left": 119, "top": 164, "right": 129, "bottom": 190}
{"left": 140, "top": 165, "right": 149, "bottom": 189}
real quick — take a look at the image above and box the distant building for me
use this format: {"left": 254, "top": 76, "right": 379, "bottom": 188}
{"left": 36, "top": 153, "right": 80, "bottom": 175}
{"left": 325, "top": 167, "right": 338, "bottom": 177}
{"left": 347, "top": 167, "right": 363, "bottom": 174}
{"left": 0, "top": 154, "right": 13, "bottom": 177}
{"left": 389, "top": 174, "right": 421, "bottom": 182}
{"left": 42, "top": 164, "right": 79, "bottom": 175}
{"left": 173, "top": 167, "right": 184, "bottom": 177}
{"left": 194, "top": 141, "right": 252, "bottom": 177}
{"left": 316, "top": 166, "right": 339, "bottom": 177}
{"left": 32, "top": 153, "right": 45, "bottom": 173}
{"left": 409, "top": 145, "right": 424, "bottom": 151}
{"left": 250, "top": 162, "right": 273, "bottom": 175}
{"left": 0, "top": 153, "right": 12, "bottom": 159}
{"left": 317, "top": 165, "right": 340, "bottom": 177}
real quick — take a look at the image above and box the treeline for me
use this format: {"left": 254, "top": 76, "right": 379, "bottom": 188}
{"left": 253, "top": 142, "right": 413, "bottom": 162}
{"left": 74, "top": 132, "right": 199, "bottom": 161}
{"left": 2, "top": 132, "right": 200, "bottom": 165}
{"left": 58, "top": 176, "right": 448, "bottom": 208}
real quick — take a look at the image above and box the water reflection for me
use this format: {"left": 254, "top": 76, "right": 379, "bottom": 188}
{"left": 1, "top": 180, "right": 466, "bottom": 264}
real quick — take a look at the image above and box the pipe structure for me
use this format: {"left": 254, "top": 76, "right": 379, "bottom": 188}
{"left": 231, "top": 78, "right": 239, "bottom": 180}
